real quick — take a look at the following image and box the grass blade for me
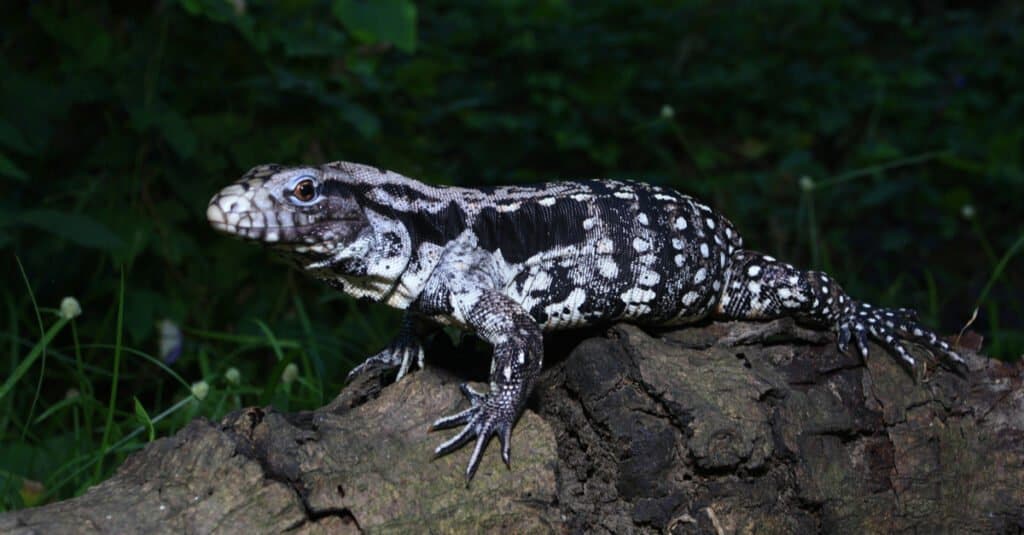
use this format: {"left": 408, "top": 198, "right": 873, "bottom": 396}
{"left": 94, "top": 269, "right": 126, "bottom": 481}
{"left": 974, "top": 231, "right": 1024, "bottom": 308}
{"left": 0, "top": 317, "right": 68, "bottom": 403}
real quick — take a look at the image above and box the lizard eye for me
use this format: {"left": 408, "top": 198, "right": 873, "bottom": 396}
{"left": 292, "top": 178, "right": 317, "bottom": 203}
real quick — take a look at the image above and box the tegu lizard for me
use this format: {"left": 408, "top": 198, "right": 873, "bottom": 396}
{"left": 207, "top": 161, "right": 965, "bottom": 481}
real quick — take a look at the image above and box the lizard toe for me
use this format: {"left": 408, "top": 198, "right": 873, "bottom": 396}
{"left": 841, "top": 301, "right": 965, "bottom": 377}
{"left": 345, "top": 346, "right": 402, "bottom": 383}
{"left": 837, "top": 322, "right": 853, "bottom": 354}
{"left": 431, "top": 385, "right": 518, "bottom": 482}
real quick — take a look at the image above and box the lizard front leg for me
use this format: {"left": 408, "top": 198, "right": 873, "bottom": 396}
{"left": 346, "top": 312, "right": 432, "bottom": 382}
{"left": 431, "top": 290, "right": 543, "bottom": 481}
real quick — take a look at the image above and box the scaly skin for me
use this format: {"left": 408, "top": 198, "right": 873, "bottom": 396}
{"left": 207, "top": 161, "right": 966, "bottom": 481}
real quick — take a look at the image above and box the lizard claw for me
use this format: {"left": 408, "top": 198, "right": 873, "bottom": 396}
{"left": 345, "top": 335, "right": 425, "bottom": 383}
{"left": 836, "top": 301, "right": 967, "bottom": 376}
{"left": 837, "top": 322, "right": 852, "bottom": 353}
{"left": 432, "top": 383, "right": 517, "bottom": 482}
{"left": 500, "top": 425, "right": 513, "bottom": 468}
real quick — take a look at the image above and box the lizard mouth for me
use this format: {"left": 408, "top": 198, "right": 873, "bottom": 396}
{"left": 207, "top": 202, "right": 363, "bottom": 246}
{"left": 207, "top": 200, "right": 324, "bottom": 243}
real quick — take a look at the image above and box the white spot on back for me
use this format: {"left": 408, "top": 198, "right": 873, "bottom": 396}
{"left": 542, "top": 287, "right": 588, "bottom": 328}
{"left": 621, "top": 287, "right": 657, "bottom": 304}
{"left": 639, "top": 270, "right": 661, "bottom": 286}
{"left": 598, "top": 259, "right": 619, "bottom": 278}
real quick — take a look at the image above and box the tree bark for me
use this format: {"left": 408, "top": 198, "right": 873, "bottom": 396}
{"left": 2, "top": 320, "right": 1021, "bottom": 534}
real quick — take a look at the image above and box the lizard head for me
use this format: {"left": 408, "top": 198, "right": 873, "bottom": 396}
{"left": 207, "top": 164, "right": 370, "bottom": 258}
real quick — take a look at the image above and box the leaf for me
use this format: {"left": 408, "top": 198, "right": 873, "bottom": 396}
{"left": 178, "top": 0, "right": 202, "bottom": 15}
{"left": 18, "top": 209, "right": 124, "bottom": 251}
{"left": 157, "top": 109, "right": 198, "bottom": 159}
{"left": 134, "top": 397, "right": 156, "bottom": 442}
{"left": 19, "top": 479, "right": 45, "bottom": 508}
{"left": 278, "top": 24, "right": 349, "bottom": 58}
{"left": 0, "top": 153, "right": 28, "bottom": 181}
{"left": 341, "top": 102, "right": 381, "bottom": 138}
{"left": 125, "top": 100, "right": 198, "bottom": 159}
{"left": 0, "top": 120, "right": 35, "bottom": 154}
{"left": 332, "top": 0, "right": 417, "bottom": 53}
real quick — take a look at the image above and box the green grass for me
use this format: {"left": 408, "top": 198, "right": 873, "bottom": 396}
{"left": 0, "top": 268, "right": 348, "bottom": 510}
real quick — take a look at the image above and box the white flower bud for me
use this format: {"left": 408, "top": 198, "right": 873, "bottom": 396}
{"left": 191, "top": 381, "right": 210, "bottom": 401}
{"left": 59, "top": 297, "right": 82, "bottom": 320}
{"left": 282, "top": 363, "right": 299, "bottom": 385}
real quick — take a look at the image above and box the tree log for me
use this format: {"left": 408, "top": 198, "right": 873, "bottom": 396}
{"left": 2, "top": 320, "right": 1021, "bottom": 534}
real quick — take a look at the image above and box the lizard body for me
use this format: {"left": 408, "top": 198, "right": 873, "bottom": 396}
{"left": 208, "top": 161, "right": 965, "bottom": 480}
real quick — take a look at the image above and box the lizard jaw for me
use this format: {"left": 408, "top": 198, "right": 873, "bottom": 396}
{"left": 206, "top": 196, "right": 311, "bottom": 243}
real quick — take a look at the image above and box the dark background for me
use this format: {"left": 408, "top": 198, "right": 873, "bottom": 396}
{"left": 1, "top": 0, "right": 1021, "bottom": 509}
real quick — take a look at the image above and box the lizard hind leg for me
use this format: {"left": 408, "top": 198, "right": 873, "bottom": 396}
{"left": 715, "top": 250, "right": 967, "bottom": 376}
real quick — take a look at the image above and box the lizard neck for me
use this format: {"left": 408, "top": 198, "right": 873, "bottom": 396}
{"left": 324, "top": 169, "right": 472, "bottom": 309}
{"left": 315, "top": 207, "right": 414, "bottom": 304}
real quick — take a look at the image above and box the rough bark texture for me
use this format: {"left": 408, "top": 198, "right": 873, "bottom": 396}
{"left": 2, "top": 320, "right": 1022, "bottom": 534}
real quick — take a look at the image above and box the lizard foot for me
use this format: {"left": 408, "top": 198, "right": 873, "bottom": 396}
{"left": 345, "top": 335, "right": 425, "bottom": 383}
{"left": 431, "top": 383, "right": 516, "bottom": 482}
{"left": 836, "top": 301, "right": 967, "bottom": 376}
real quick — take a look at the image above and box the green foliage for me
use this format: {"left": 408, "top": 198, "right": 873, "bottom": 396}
{"left": 1, "top": 0, "right": 1022, "bottom": 510}
{"left": 333, "top": 0, "right": 418, "bottom": 53}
